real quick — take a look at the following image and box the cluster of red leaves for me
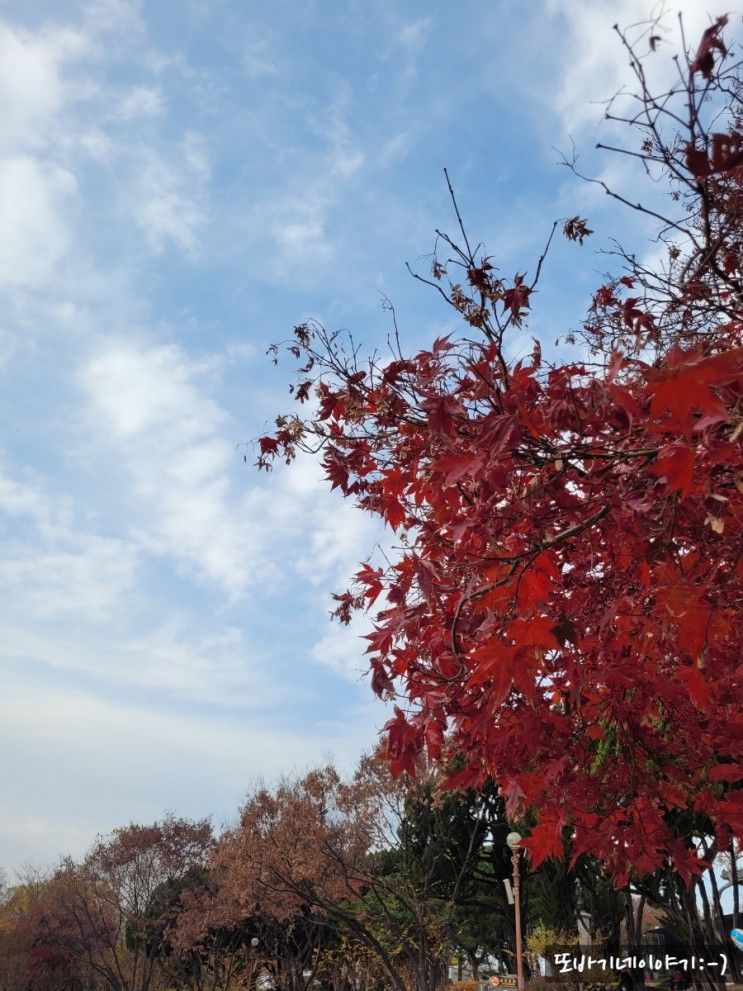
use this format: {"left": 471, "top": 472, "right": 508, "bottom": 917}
{"left": 261, "top": 320, "right": 743, "bottom": 885}
{"left": 258, "top": 19, "right": 743, "bottom": 886}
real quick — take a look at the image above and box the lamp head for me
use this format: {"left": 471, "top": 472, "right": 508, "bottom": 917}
{"left": 506, "top": 831, "right": 523, "bottom": 849}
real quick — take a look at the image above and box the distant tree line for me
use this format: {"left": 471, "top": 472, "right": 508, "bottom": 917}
{"left": 1, "top": 749, "right": 738, "bottom": 991}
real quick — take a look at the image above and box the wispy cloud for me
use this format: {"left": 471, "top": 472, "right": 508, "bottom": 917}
{"left": 241, "top": 35, "right": 279, "bottom": 79}
{"left": 0, "top": 668, "right": 380, "bottom": 868}
{"left": 0, "top": 20, "right": 87, "bottom": 154}
{"left": 130, "top": 136, "right": 209, "bottom": 255}
{"left": 115, "top": 83, "right": 166, "bottom": 120}
{"left": 542, "top": 0, "right": 731, "bottom": 132}
{"left": 0, "top": 156, "right": 78, "bottom": 286}
{"left": 79, "top": 339, "right": 251, "bottom": 595}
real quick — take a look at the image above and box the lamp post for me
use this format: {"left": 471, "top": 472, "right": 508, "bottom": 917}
{"left": 249, "top": 937, "right": 260, "bottom": 990}
{"left": 506, "top": 831, "right": 526, "bottom": 991}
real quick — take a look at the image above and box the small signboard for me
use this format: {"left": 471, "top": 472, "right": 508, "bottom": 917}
{"left": 487, "top": 975, "right": 518, "bottom": 989}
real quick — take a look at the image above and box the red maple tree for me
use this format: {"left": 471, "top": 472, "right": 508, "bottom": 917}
{"left": 258, "top": 16, "right": 742, "bottom": 884}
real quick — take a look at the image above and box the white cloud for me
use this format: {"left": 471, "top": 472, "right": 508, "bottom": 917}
{"left": 0, "top": 466, "right": 138, "bottom": 620}
{"left": 0, "top": 672, "right": 380, "bottom": 869}
{"left": 318, "top": 79, "right": 365, "bottom": 178}
{"left": 266, "top": 191, "right": 333, "bottom": 269}
{"left": 0, "top": 466, "right": 277, "bottom": 705}
{"left": 398, "top": 17, "right": 431, "bottom": 56}
{"left": 247, "top": 448, "right": 383, "bottom": 578}
{"left": 1, "top": 542, "right": 137, "bottom": 621}
{"left": 296, "top": 489, "right": 380, "bottom": 590}
{"left": 379, "top": 132, "right": 410, "bottom": 167}
{"left": 242, "top": 36, "right": 279, "bottom": 79}
{"left": 80, "top": 340, "right": 249, "bottom": 594}
{"left": 83, "top": 342, "right": 224, "bottom": 439}
{"left": 83, "top": 0, "right": 146, "bottom": 42}
{"left": 374, "top": 14, "right": 431, "bottom": 88}
{"left": 116, "top": 83, "right": 165, "bottom": 119}
{"left": 0, "top": 470, "right": 56, "bottom": 524}
{"left": 79, "top": 340, "right": 379, "bottom": 605}
{"left": 0, "top": 616, "right": 268, "bottom": 706}
{"left": 0, "top": 155, "right": 78, "bottom": 286}
{"left": 242, "top": 75, "right": 366, "bottom": 280}
{"left": 77, "top": 127, "right": 114, "bottom": 162}
{"left": 0, "top": 21, "right": 86, "bottom": 154}
{"left": 0, "top": 8, "right": 210, "bottom": 265}
{"left": 543, "top": 0, "right": 732, "bottom": 131}
{"left": 183, "top": 131, "right": 210, "bottom": 182}
{"left": 310, "top": 612, "right": 372, "bottom": 681}
{"left": 123, "top": 622, "right": 256, "bottom": 697}
{"left": 131, "top": 140, "right": 208, "bottom": 254}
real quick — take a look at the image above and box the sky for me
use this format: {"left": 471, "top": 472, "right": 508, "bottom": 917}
{"left": 0, "top": 0, "right": 734, "bottom": 874}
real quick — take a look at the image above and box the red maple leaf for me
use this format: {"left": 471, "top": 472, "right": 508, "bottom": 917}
{"left": 651, "top": 443, "right": 695, "bottom": 495}
{"left": 690, "top": 16, "right": 728, "bottom": 80}
{"left": 522, "top": 820, "right": 564, "bottom": 868}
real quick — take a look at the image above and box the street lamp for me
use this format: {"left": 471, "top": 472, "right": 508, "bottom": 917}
{"left": 249, "top": 937, "right": 260, "bottom": 990}
{"left": 506, "top": 832, "right": 526, "bottom": 991}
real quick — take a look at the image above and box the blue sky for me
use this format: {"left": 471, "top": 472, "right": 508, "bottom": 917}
{"left": 0, "top": 0, "right": 727, "bottom": 872}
